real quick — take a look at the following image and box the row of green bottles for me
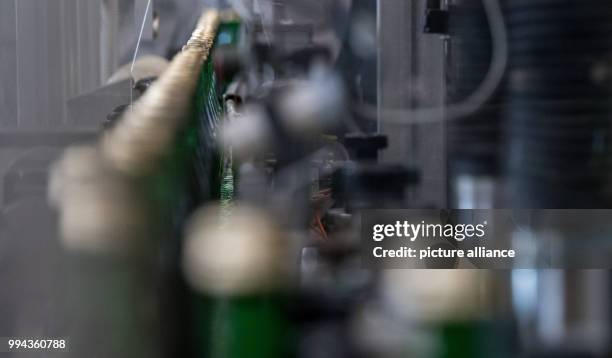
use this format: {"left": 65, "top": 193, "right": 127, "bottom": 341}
{"left": 51, "top": 10, "right": 224, "bottom": 357}
{"left": 181, "top": 17, "right": 296, "bottom": 358}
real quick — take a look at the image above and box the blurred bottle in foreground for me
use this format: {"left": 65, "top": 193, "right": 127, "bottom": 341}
{"left": 183, "top": 204, "right": 297, "bottom": 358}
{"left": 49, "top": 145, "right": 160, "bottom": 357}
{"left": 352, "top": 270, "right": 514, "bottom": 358}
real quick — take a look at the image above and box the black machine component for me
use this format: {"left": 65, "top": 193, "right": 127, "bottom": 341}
{"left": 333, "top": 162, "right": 420, "bottom": 211}
{"left": 424, "top": 0, "right": 449, "bottom": 35}
{"left": 504, "top": 0, "right": 612, "bottom": 208}
{"left": 333, "top": 133, "right": 420, "bottom": 211}
{"left": 445, "top": 0, "right": 612, "bottom": 208}
{"left": 104, "top": 104, "right": 130, "bottom": 130}
{"left": 446, "top": 0, "right": 505, "bottom": 177}
{"left": 213, "top": 45, "right": 246, "bottom": 84}
{"left": 344, "top": 133, "right": 388, "bottom": 161}
{"left": 104, "top": 77, "right": 159, "bottom": 130}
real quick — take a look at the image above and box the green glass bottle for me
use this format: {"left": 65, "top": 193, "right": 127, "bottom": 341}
{"left": 53, "top": 10, "right": 225, "bottom": 357}
{"left": 50, "top": 145, "right": 159, "bottom": 358}
{"left": 183, "top": 205, "right": 296, "bottom": 358}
